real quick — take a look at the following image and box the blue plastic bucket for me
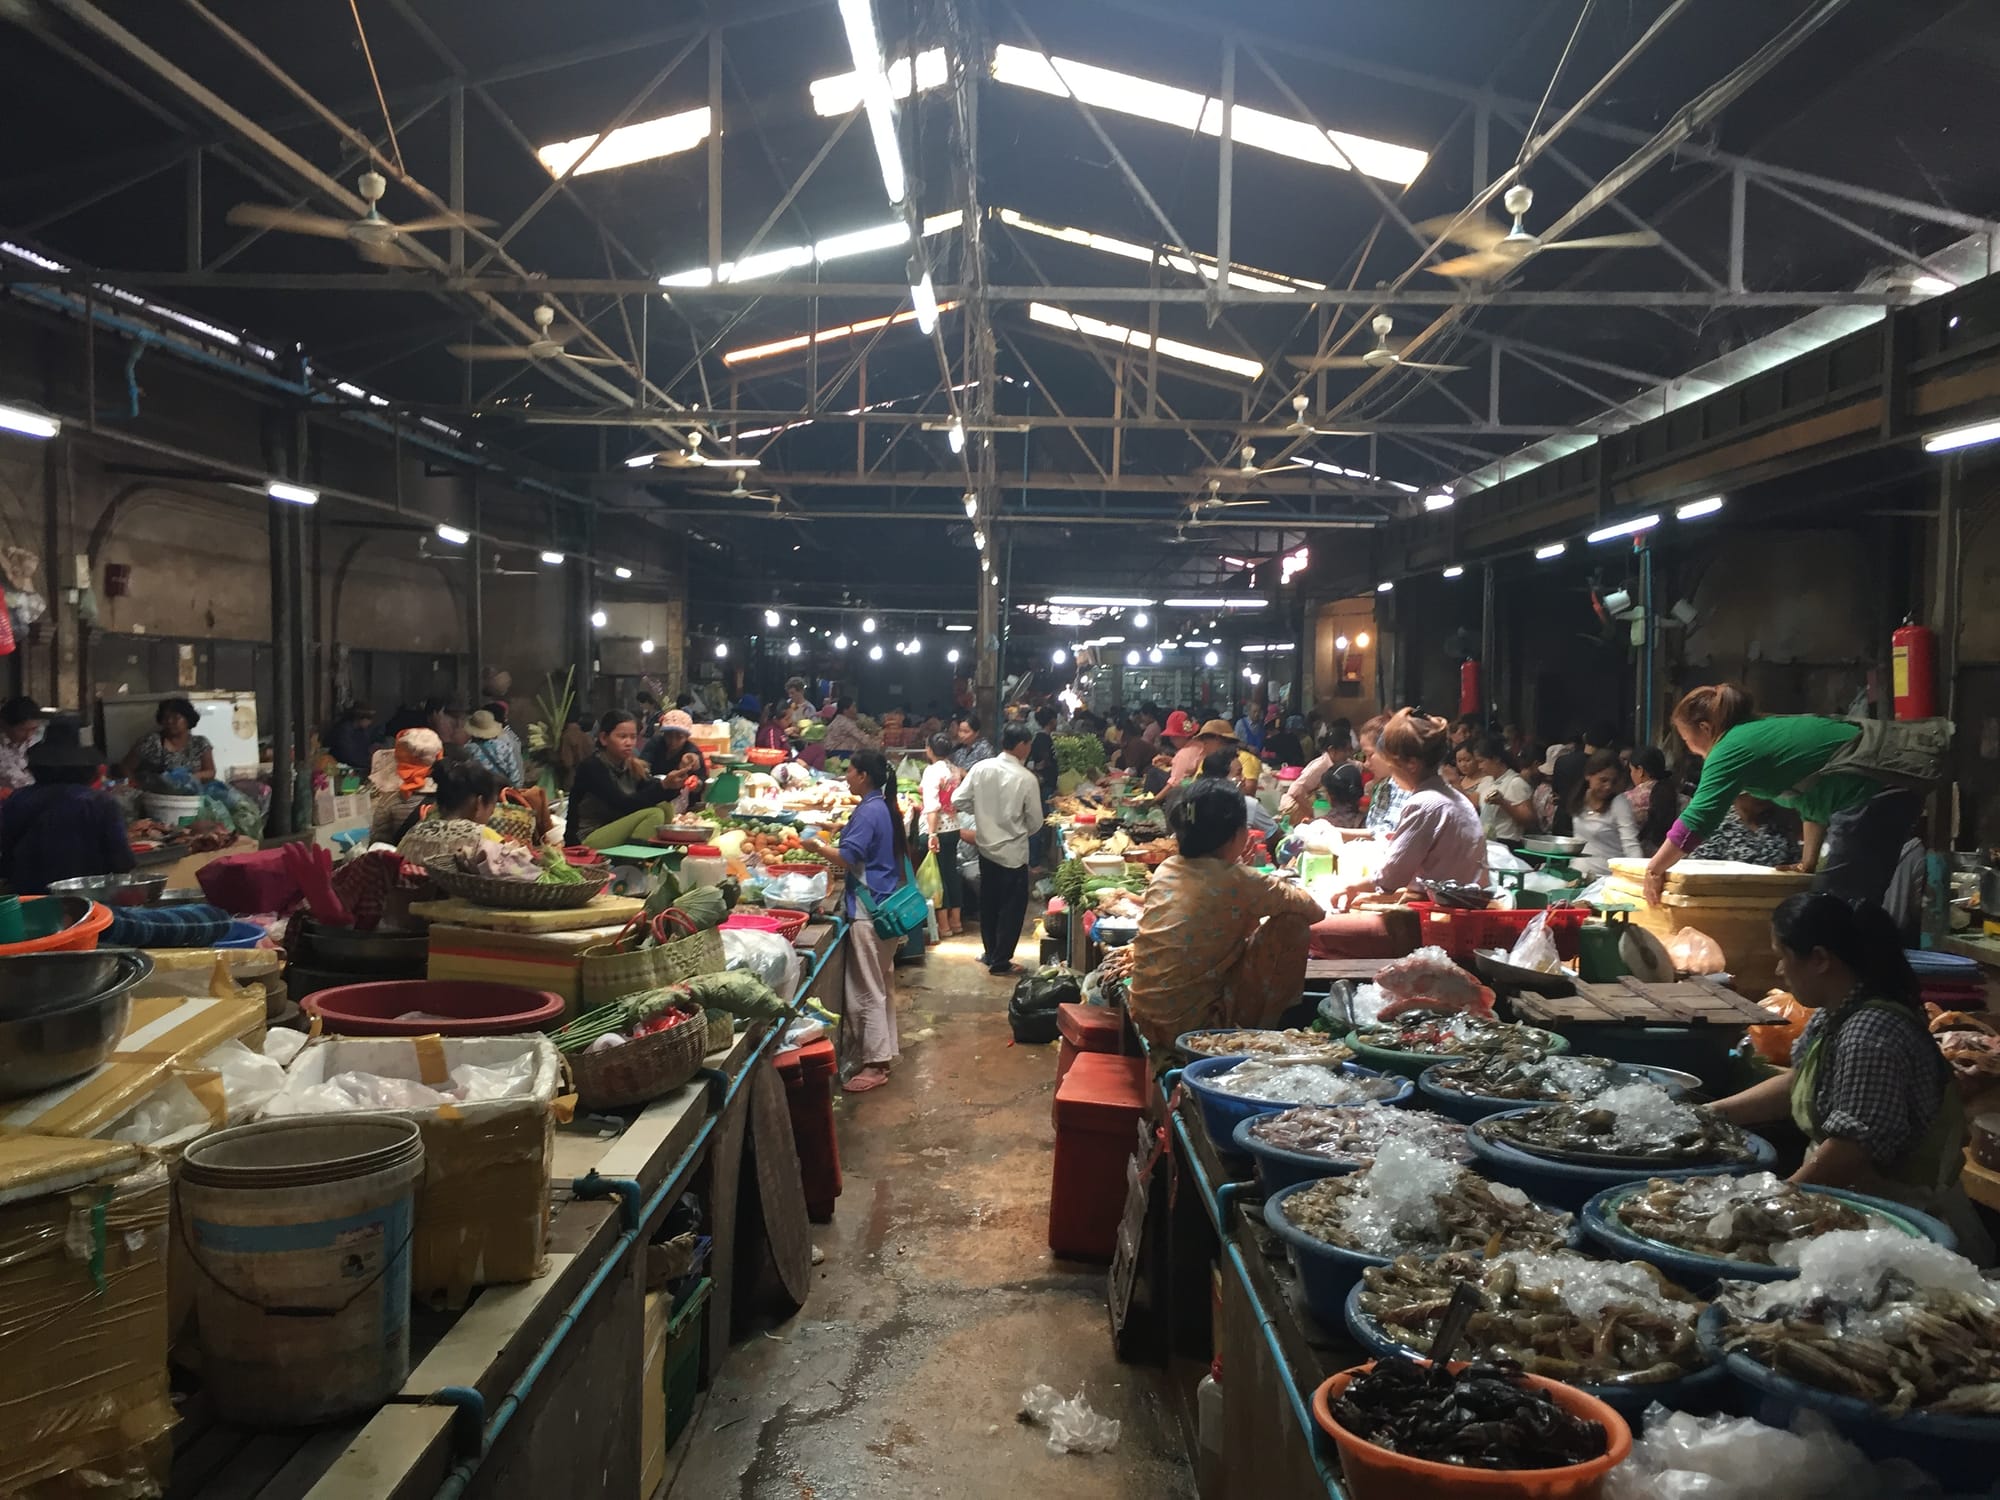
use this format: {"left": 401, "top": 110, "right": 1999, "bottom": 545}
{"left": 1467, "top": 1109, "right": 1775, "bottom": 1211}
{"left": 1581, "top": 1180, "right": 1956, "bottom": 1290}
{"left": 1343, "top": 1279, "right": 1729, "bottom": 1420}
{"left": 1415, "top": 1060, "right": 1689, "bottom": 1125}
{"left": 1181, "top": 1055, "right": 1411, "bottom": 1152}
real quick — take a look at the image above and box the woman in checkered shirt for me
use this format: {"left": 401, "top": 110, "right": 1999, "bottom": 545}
{"left": 1710, "top": 892, "right": 1989, "bottom": 1258}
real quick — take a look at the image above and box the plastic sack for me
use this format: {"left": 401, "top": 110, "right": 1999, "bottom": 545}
{"left": 764, "top": 871, "right": 828, "bottom": 909}
{"left": 722, "top": 927, "right": 801, "bottom": 996}
{"left": 1604, "top": 1403, "right": 1917, "bottom": 1500}
{"left": 1747, "top": 989, "right": 1812, "bottom": 1063}
{"left": 1506, "top": 910, "right": 1564, "bottom": 974}
{"left": 1009, "top": 964, "right": 1080, "bottom": 1044}
{"left": 1019, "top": 1385, "right": 1121, "bottom": 1456}
{"left": 1375, "top": 946, "right": 1494, "bottom": 1018}
{"left": 915, "top": 852, "right": 944, "bottom": 906}
{"left": 1669, "top": 925, "right": 1726, "bottom": 975}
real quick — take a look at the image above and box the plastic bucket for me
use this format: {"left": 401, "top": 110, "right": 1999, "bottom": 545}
{"left": 1311, "top": 1361, "right": 1631, "bottom": 1500}
{"left": 178, "top": 1115, "right": 424, "bottom": 1425}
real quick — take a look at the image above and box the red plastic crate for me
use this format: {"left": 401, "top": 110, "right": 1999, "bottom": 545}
{"left": 1405, "top": 903, "right": 1587, "bottom": 961}
{"left": 1049, "top": 1052, "right": 1148, "bottom": 1260}
{"left": 775, "top": 1038, "right": 841, "bottom": 1222}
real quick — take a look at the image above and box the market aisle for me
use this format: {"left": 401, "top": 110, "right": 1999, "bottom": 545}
{"left": 663, "top": 926, "right": 1193, "bottom": 1499}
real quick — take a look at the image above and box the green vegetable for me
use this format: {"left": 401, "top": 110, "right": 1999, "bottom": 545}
{"left": 1053, "top": 734, "right": 1107, "bottom": 778}
{"left": 537, "top": 846, "right": 583, "bottom": 885}
{"left": 669, "top": 884, "right": 730, "bottom": 933}
{"left": 1053, "top": 858, "right": 1089, "bottom": 906}
{"left": 681, "top": 969, "right": 789, "bottom": 1021}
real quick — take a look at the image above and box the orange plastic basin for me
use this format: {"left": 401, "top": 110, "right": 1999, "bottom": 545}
{"left": 0, "top": 897, "right": 113, "bottom": 956}
{"left": 1311, "top": 1362, "right": 1632, "bottom": 1500}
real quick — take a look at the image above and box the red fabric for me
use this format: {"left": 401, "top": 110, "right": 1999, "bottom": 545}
{"left": 0, "top": 587, "right": 15, "bottom": 657}
{"left": 197, "top": 847, "right": 304, "bottom": 915}
{"left": 1308, "top": 908, "right": 1423, "bottom": 960}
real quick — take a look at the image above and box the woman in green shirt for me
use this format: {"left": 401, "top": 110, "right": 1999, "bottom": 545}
{"left": 1642, "top": 683, "right": 1947, "bottom": 910}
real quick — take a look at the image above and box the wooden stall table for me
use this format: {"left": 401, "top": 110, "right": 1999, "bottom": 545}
{"left": 1514, "top": 977, "right": 1784, "bottom": 1092}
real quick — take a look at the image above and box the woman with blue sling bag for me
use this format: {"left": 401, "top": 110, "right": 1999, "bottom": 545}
{"left": 804, "top": 749, "right": 920, "bottom": 1094}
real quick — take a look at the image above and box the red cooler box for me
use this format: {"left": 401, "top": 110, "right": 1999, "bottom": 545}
{"left": 1049, "top": 1052, "right": 1149, "bottom": 1260}
{"left": 775, "top": 1038, "right": 842, "bottom": 1222}
{"left": 1055, "top": 1002, "right": 1125, "bottom": 1088}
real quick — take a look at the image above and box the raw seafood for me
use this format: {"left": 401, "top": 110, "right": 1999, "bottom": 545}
{"left": 1352, "top": 1012, "right": 1559, "bottom": 1059}
{"left": 1717, "top": 1232, "right": 2000, "bottom": 1416}
{"left": 1180, "top": 1028, "right": 1354, "bottom": 1063}
{"left": 1479, "top": 1083, "right": 1756, "bottom": 1166}
{"left": 1328, "top": 1356, "right": 1609, "bottom": 1470}
{"left": 1357, "top": 1250, "right": 1706, "bottom": 1385}
{"left": 1375, "top": 945, "right": 1495, "bottom": 1019}
{"left": 1206, "top": 1059, "right": 1401, "bottom": 1106}
{"left": 1612, "top": 1173, "right": 1874, "bottom": 1264}
{"left": 1247, "top": 1104, "right": 1471, "bottom": 1165}
{"left": 1426, "top": 1052, "right": 1628, "bottom": 1103}
{"left": 1279, "top": 1140, "right": 1572, "bottom": 1257}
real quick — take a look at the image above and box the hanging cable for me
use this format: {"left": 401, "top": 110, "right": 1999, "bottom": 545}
{"left": 347, "top": 0, "right": 406, "bottom": 176}
{"left": 1517, "top": 0, "right": 1599, "bottom": 167}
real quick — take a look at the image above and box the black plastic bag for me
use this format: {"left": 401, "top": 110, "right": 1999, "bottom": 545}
{"left": 1008, "top": 963, "right": 1081, "bottom": 1044}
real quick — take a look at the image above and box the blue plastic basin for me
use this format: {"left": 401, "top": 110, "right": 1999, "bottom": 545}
{"left": 1581, "top": 1180, "right": 1956, "bottom": 1290}
{"left": 1466, "top": 1108, "right": 1775, "bottom": 1211}
{"left": 1343, "top": 1279, "right": 1729, "bottom": 1421}
{"left": 214, "top": 921, "right": 268, "bottom": 949}
{"left": 1181, "top": 1054, "right": 1411, "bottom": 1154}
{"left": 1698, "top": 1305, "right": 2000, "bottom": 1489}
{"left": 1415, "top": 1060, "right": 1690, "bottom": 1125}
{"left": 1231, "top": 1106, "right": 1469, "bottom": 1196}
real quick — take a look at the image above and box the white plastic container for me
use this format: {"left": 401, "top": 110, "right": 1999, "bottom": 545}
{"left": 680, "top": 844, "right": 727, "bottom": 890}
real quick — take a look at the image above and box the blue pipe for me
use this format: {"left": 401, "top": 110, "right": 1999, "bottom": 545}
{"left": 1225, "top": 1238, "right": 1347, "bottom": 1498}
{"left": 425, "top": 917, "right": 850, "bottom": 1500}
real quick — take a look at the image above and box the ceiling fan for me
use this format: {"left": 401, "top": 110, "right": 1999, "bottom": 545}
{"left": 447, "top": 304, "right": 624, "bottom": 367}
{"left": 1187, "top": 477, "right": 1269, "bottom": 512}
{"left": 690, "top": 469, "right": 794, "bottom": 512}
{"left": 1283, "top": 394, "right": 1369, "bottom": 436}
{"left": 226, "top": 171, "right": 491, "bottom": 268}
{"left": 1287, "top": 314, "right": 1468, "bottom": 374}
{"left": 1195, "top": 444, "right": 1293, "bottom": 482}
{"left": 1419, "top": 185, "right": 1661, "bottom": 279}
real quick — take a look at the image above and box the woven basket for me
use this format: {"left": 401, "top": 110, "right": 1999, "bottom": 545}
{"left": 655, "top": 926, "right": 727, "bottom": 984}
{"left": 704, "top": 1011, "right": 735, "bottom": 1054}
{"left": 577, "top": 941, "right": 671, "bottom": 1007}
{"left": 569, "top": 1004, "right": 709, "bottom": 1111}
{"left": 425, "top": 863, "right": 613, "bottom": 910}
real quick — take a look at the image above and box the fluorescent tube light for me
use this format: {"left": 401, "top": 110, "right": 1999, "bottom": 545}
{"left": 536, "top": 107, "right": 710, "bottom": 177}
{"left": 814, "top": 221, "right": 910, "bottom": 262}
{"left": 540, "top": 550, "right": 566, "bottom": 565}
{"left": 1442, "top": 565, "right": 1465, "bottom": 578}
{"left": 721, "top": 303, "right": 952, "bottom": 365}
{"left": 1586, "top": 514, "right": 1660, "bottom": 544}
{"left": 835, "top": 0, "right": 907, "bottom": 204}
{"left": 910, "top": 271, "right": 940, "bottom": 335}
{"left": 1676, "top": 496, "right": 1724, "bottom": 520}
{"left": 624, "top": 452, "right": 659, "bottom": 468}
{"left": 434, "top": 523, "right": 469, "bottom": 545}
{"left": 1924, "top": 418, "right": 2000, "bottom": 454}
{"left": 1423, "top": 492, "right": 1454, "bottom": 511}
{"left": 945, "top": 624, "right": 973, "bottom": 632}
{"left": 1376, "top": 580, "right": 1394, "bottom": 592}
{"left": 0, "top": 402, "right": 60, "bottom": 440}
{"left": 1535, "top": 542, "right": 1566, "bottom": 560}
{"left": 615, "top": 566, "right": 633, "bottom": 579}
{"left": 266, "top": 480, "right": 318, "bottom": 506}
{"left": 1163, "top": 598, "right": 1267, "bottom": 609}
{"left": 809, "top": 47, "right": 948, "bottom": 115}
{"left": 1048, "top": 594, "right": 1155, "bottom": 607}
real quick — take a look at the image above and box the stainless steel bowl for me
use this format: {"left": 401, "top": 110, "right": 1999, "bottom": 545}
{"left": 47, "top": 873, "right": 167, "bottom": 907}
{"left": 0, "top": 949, "right": 154, "bottom": 1097}
{"left": 1521, "top": 835, "right": 1586, "bottom": 856}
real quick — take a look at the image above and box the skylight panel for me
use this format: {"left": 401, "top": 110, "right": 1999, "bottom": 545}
{"left": 536, "top": 106, "right": 711, "bottom": 177}
{"left": 1027, "top": 302, "right": 1262, "bottom": 380}
{"left": 810, "top": 47, "right": 950, "bottom": 115}
{"left": 722, "top": 303, "right": 957, "bottom": 366}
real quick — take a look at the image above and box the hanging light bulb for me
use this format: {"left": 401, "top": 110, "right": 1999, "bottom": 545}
{"left": 946, "top": 648, "right": 960, "bottom": 664}
{"left": 869, "top": 643, "right": 883, "bottom": 661}
{"left": 834, "top": 633, "right": 849, "bottom": 650}
{"left": 1051, "top": 648, "right": 1067, "bottom": 665}
{"left": 862, "top": 617, "right": 876, "bottom": 633}
{"left": 1148, "top": 647, "right": 1163, "bottom": 664}
{"left": 1203, "top": 650, "right": 1219, "bottom": 667}
{"left": 1125, "top": 649, "right": 1141, "bottom": 666}
{"left": 962, "top": 492, "right": 977, "bottom": 519}
{"left": 640, "top": 638, "right": 655, "bottom": 654}
{"left": 763, "top": 608, "right": 781, "bottom": 627}
{"left": 1133, "top": 611, "right": 1149, "bottom": 628}
{"left": 1355, "top": 631, "right": 1371, "bottom": 649}
{"left": 589, "top": 609, "right": 607, "bottom": 629}
{"left": 715, "top": 642, "right": 729, "bottom": 659}
{"left": 788, "top": 639, "right": 803, "bottom": 657}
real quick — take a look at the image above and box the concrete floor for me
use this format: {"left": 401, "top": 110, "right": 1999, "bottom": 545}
{"left": 664, "top": 925, "right": 1195, "bottom": 1500}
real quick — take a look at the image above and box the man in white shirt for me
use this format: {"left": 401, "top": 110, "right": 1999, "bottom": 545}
{"left": 955, "top": 722, "right": 1044, "bottom": 976}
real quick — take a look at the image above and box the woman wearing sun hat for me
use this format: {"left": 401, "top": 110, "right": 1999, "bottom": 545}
{"left": 463, "top": 703, "right": 525, "bottom": 787}
{"left": 0, "top": 718, "right": 134, "bottom": 894}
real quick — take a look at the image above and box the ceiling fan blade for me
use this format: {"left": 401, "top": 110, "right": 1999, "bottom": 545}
{"left": 1307, "top": 425, "right": 1370, "bottom": 436}
{"left": 1413, "top": 213, "right": 1510, "bottom": 252}
{"left": 1287, "top": 354, "right": 1374, "bottom": 370}
{"left": 561, "top": 353, "right": 628, "bottom": 367}
{"left": 388, "top": 212, "right": 498, "bottom": 234}
{"left": 1426, "top": 250, "right": 1512, "bottom": 278}
{"left": 446, "top": 344, "right": 537, "bottom": 361}
{"left": 1540, "top": 231, "right": 1662, "bottom": 252}
{"left": 1397, "top": 359, "right": 1470, "bottom": 373}
{"left": 1213, "top": 499, "right": 1270, "bottom": 507}
{"left": 226, "top": 203, "right": 354, "bottom": 238}
{"left": 355, "top": 238, "right": 421, "bottom": 268}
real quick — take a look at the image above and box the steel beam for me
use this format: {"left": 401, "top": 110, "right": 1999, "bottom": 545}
{"left": 633, "top": 469, "right": 1390, "bottom": 496}
{"left": 649, "top": 506, "right": 1377, "bottom": 528}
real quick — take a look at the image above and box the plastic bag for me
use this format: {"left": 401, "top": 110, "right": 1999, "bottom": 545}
{"left": 764, "top": 871, "right": 828, "bottom": 909}
{"left": 1018, "top": 1385, "right": 1121, "bottom": 1456}
{"left": 1375, "top": 946, "right": 1494, "bottom": 1018}
{"left": 1506, "top": 910, "right": 1563, "bottom": 974}
{"left": 1009, "top": 965, "right": 1080, "bottom": 1043}
{"left": 1604, "top": 1403, "right": 1916, "bottom": 1500}
{"left": 722, "top": 928, "right": 801, "bottom": 996}
{"left": 1669, "top": 925, "right": 1726, "bottom": 975}
{"left": 915, "top": 852, "right": 943, "bottom": 906}
{"left": 1748, "top": 989, "right": 1812, "bottom": 1063}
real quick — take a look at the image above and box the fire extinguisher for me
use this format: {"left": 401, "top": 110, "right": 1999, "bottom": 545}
{"left": 1458, "top": 659, "right": 1481, "bottom": 718}
{"left": 1891, "top": 619, "right": 1936, "bottom": 720}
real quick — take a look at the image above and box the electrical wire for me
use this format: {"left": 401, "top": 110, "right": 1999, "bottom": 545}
{"left": 1517, "top": 0, "right": 1600, "bottom": 168}
{"left": 348, "top": 0, "right": 406, "bottom": 176}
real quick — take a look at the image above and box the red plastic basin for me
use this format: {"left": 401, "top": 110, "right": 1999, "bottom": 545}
{"left": 304, "top": 979, "right": 565, "bottom": 1036}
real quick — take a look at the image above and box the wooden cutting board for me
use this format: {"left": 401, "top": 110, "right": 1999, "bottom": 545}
{"left": 405, "top": 893, "right": 644, "bottom": 933}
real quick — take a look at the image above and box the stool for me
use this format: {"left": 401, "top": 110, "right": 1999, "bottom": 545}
{"left": 1055, "top": 1001, "right": 1125, "bottom": 1088}
{"left": 1049, "top": 1051, "right": 1149, "bottom": 1260}
{"left": 774, "top": 1038, "right": 842, "bottom": 1221}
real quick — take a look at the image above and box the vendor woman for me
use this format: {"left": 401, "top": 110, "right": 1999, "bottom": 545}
{"left": 1643, "top": 683, "right": 1949, "bottom": 910}
{"left": 120, "top": 696, "right": 214, "bottom": 788}
{"left": 569, "top": 710, "right": 672, "bottom": 848}
{"left": 1127, "top": 777, "right": 1324, "bottom": 1056}
{"left": 1710, "top": 893, "right": 1989, "bottom": 1259}
{"left": 1332, "top": 708, "right": 1486, "bottom": 902}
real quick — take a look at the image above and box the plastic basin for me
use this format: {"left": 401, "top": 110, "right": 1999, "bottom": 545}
{"left": 1580, "top": 1181, "right": 1956, "bottom": 1290}
{"left": 304, "top": 979, "right": 565, "bottom": 1036}
{"left": 1344, "top": 1028, "right": 1569, "bottom": 1080}
{"left": 1311, "top": 1361, "right": 1632, "bottom": 1500}
{"left": 1342, "top": 1280, "right": 1728, "bottom": 1422}
{"left": 1696, "top": 1306, "right": 2000, "bottom": 1489}
{"left": 1467, "top": 1110, "right": 1775, "bottom": 1211}
{"left": 1230, "top": 1111, "right": 1377, "bottom": 1194}
{"left": 1181, "top": 1054, "right": 1412, "bottom": 1154}
{"left": 214, "top": 921, "right": 269, "bottom": 949}
{"left": 0, "top": 897, "right": 112, "bottom": 956}
{"left": 1415, "top": 1062, "right": 1690, "bottom": 1125}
